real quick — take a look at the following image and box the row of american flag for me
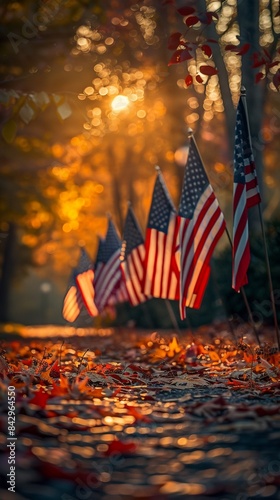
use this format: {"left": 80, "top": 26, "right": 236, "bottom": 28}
{"left": 62, "top": 95, "right": 261, "bottom": 323}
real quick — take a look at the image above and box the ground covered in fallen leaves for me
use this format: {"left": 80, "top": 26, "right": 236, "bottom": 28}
{"left": 1, "top": 325, "right": 280, "bottom": 500}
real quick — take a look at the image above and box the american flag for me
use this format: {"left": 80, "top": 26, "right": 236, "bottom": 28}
{"left": 94, "top": 236, "right": 106, "bottom": 285}
{"left": 121, "top": 205, "right": 148, "bottom": 306}
{"left": 142, "top": 169, "right": 180, "bottom": 300}
{"left": 93, "top": 219, "right": 124, "bottom": 312}
{"left": 232, "top": 97, "right": 261, "bottom": 292}
{"left": 62, "top": 248, "right": 97, "bottom": 322}
{"left": 178, "top": 137, "right": 226, "bottom": 319}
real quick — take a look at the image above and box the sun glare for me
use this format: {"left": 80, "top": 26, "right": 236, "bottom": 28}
{"left": 111, "top": 95, "right": 130, "bottom": 112}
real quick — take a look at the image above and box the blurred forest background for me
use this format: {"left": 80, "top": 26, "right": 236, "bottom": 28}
{"left": 0, "top": 0, "right": 279, "bottom": 328}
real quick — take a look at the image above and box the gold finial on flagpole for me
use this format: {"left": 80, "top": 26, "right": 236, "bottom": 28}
{"left": 155, "top": 165, "right": 161, "bottom": 173}
{"left": 187, "top": 127, "right": 193, "bottom": 138}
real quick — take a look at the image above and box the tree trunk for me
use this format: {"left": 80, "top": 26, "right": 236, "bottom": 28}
{"left": 237, "top": 0, "right": 266, "bottom": 204}
{"left": 0, "top": 222, "right": 16, "bottom": 323}
{"left": 197, "top": 0, "right": 236, "bottom": 154}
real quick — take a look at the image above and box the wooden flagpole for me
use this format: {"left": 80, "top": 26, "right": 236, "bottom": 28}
{"left": 240, "top": 87, "right": 280, "bottom": 349}
{"left": 189, "top": 129, "right": 261, "bottom": 345}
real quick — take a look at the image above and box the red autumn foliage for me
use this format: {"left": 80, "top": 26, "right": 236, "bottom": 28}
{"left": 201, "top": 44, "right": 212, "bottom": 58}
{"left": 199, "top": 65, "right": 218, "bottom": 76}
{"left": 185, "top": 15, "right": 200, "bottom": 27}
{"left": 29, "top": 388, "right": 49, "bottom": 409}
{"left": 105, "top": 439, "right": 137, "bottom": 456}
{"left": 185, "top": 74, "right": 193, "bottom": 87}
{"left": 167, "top": 32, "right": 182, "bottom": 50}
{"left": 177, "top": 6, "right": 196, "bottom": 16}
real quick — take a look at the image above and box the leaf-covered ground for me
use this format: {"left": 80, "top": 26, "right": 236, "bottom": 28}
{"left": 1, "top": 325, "right": 280, "bottom": 500}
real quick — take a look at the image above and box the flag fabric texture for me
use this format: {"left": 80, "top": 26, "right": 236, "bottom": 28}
{"left": 178, "top": 137, "right": 226, "bottom": 319}
{"left": 93, "top": 219, "right": 124, "bottom": 312}
{"left": 121, "top": 205, "right": 148, "bottom": 306}
{"left": 62, "top": 248, "right": 97, "bottom": 322}
{"left": 232, "top": 96, "right": 261, "bottom": 292}
{"left": 142, "top": 170, "right": 180, "bottom": 300}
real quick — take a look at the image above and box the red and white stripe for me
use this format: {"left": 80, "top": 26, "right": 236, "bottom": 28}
{"left": 94, "top": 250, "right": 122, "bottom": 312}
{"left": 142, "top": 212, "right": 179, "bottom": 300}
{"left": 62, "top": 286, "right": 83, "bottom": 323}
{"left": 121, "top": 243, "right": 147, "bottom": 306}
{"left": 179, "top": 185, "right": 225, "bottom": 319}
{"left": 76, "top": 269, "right": 98, "bottom": 317}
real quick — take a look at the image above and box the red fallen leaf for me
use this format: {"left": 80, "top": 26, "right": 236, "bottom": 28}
{"left": 199, "top": 65, "right": 218, "bottom": 76}
{"left": 49, "top": 382, "right": 68, "bottom": 397}
{"left": 22, "top": 359, "right": 33, "bottom": 366}
{"left": 185, "top": 75, "right": 193, "bottom": 87}
{"left": 255, "top": 72, "right": 264, "bottom": 83}
{"left": 177, "top": 6, "right": 196, "bottom": 16}
{"left": 185, "top": 15, "right": 200, "bottom": 27}
{"left": 29, "top": 388, "right": 49, "bottom": 409}
{"left": 168, "top": 50, "right": 183, "bottom": 65}
{"left": 254, "top": 405, "right": 280, "bottom": 417}
{"left": 237, "top": 43, "right": 250, "bottom": 55}
{"left": 196, "top": 74, "right": 203, "bottom": 83}
{"left": 180, "top": 48, "right": 193, "bottom": 61}
{"left": 201, "top": 44, "right": 212, "bottom": 57}
{"left": 273, "top": 68, "right": 280, "bottom": 89}
{"left": 50, "top": 359, "right": 60, "bottom": 378}
{"left": 105, "top": 439, "right": 136, "bottom": 456}
{"left": 167, "top": 32, "right": 182, "bottom": 50}
{"left": 38, "top": 462, "right": 96, "bottom": 483}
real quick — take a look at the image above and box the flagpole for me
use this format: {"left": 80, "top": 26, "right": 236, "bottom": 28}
{"left": 240, "top": 86, "right": 280, "bottom": 349}
{"left": 188, "top": 128, "right": 260, "bottom": 345}
{"left": 224, "top": 227, "right": 260, "bottom": 345}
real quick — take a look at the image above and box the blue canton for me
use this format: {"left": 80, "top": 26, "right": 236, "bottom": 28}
{"left": 100, "top": 219, "right": 121, "bottom": 263}
{"left": 178, "top": 137, "right": 209, "bottom": 219}
{"left": 148, "top": 172, "right": 176, "bottom": 233}
{"left": 72, "top": 248, "right": 92, "bottom": 280}
{"left": 123, "top": 207, "right": 144, "bottom": 257}
{"left": 95, "top": 237, "right": 106, "bottom": 267}
{"left": 234, "top": 99, "right": 250, "bottom": 184}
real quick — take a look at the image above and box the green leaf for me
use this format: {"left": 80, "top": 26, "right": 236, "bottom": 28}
{"left": 56, "top": 101, "right": 72, "bottom": 120}
{"left": 2, "top": 120, "right": 17, "bottom": 143}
